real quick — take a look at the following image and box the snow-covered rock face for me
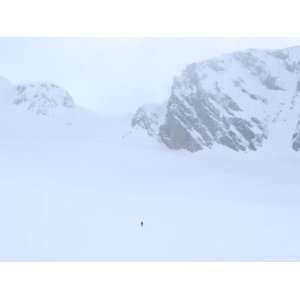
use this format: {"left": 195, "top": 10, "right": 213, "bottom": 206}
{"left": 292, "top": 120, "right": 300, "bottom": 151}
{"left": 131, "top": 103, "right": 165, "bottom": 136}
{"left": 13, "top": 82, "right": 74, "bottom": 115}
{"left": 132, "top": 46, "right": 300, "bottom": 152}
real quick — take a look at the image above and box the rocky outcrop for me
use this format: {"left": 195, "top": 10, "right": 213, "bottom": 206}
{"left": 292, "top": 119, "right": 300, "bottom": 151}
{"left": 131, "top": 103, "right": 165, "bottom": 136}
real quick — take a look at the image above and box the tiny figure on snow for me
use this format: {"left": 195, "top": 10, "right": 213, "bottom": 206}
{"left": 140, "top": 221, "right": 144, "bottom": 227}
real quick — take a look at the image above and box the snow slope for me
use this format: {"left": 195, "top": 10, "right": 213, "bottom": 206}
{"left": 1, "top": 122, "right": 300, "bottom": 260}
{"left": 0, "top": 50, "right": 300, "bottom": 260}
{"left": 0, "top": 76, "right": 15, "bottom": 105}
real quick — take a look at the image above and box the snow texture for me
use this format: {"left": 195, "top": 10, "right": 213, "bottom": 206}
{"left": 1, "top": 48, "right": 300, "bottom": 260}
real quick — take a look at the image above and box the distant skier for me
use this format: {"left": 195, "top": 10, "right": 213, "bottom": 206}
{"left": 140, "top": 221, "right": 144, "bottom": 227}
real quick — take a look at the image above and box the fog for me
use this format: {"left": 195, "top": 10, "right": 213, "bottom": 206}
{"left": 1, "top": 37, "right": 300, "bottom": 113}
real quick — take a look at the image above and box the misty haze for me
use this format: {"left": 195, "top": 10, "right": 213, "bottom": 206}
{"left": 1, "top": 38, "right": 300, "bottom": 260}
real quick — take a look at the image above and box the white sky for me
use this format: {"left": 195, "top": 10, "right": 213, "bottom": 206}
{"left": 1, "top": 38, "right": 300, "bottom": 113}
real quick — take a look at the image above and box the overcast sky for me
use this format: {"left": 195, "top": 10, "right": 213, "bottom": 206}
{"left": 1, "top": 38, "right": 300, "bottom": 113}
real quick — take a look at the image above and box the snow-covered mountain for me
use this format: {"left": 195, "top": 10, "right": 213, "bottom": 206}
{"left": 0, "top": 78, "right": 104, "bottom": 140}
{"left": 13, "top": 82, "right": 74, "bottom": 115}
{"left": 132, "top": 46, "right": 300, "bottom": 152}
{"left": 0, "top": 78, "right": 75, "bottom": 115}
{"left": 1, "top": 48, "right": 300, "bottom": 261}
{"left": 131, "top": 103, "right": 166, "bottom": 137}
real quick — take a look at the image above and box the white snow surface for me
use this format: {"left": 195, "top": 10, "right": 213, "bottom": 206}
{"left": 0, "top": 55, "right": 300, "bottom": 260}
{"left": 0, "top": 107, "right": 300, "bottom": 260}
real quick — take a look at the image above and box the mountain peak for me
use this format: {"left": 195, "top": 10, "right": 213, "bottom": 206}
{"left": 132, "top": 46, "right": 300, "bottom": 152}
{"left": 13, "top": 81, "right": 75, "bottom": 115}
